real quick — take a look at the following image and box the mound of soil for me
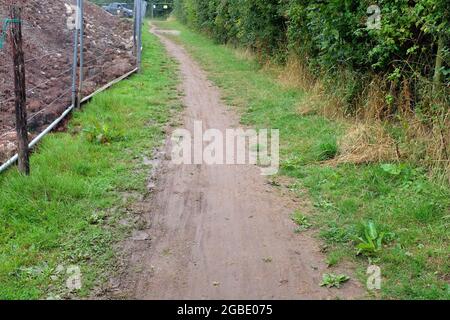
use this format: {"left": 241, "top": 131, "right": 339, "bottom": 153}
{"left": 0, "top": 0, "right": 136, "bottom": 163}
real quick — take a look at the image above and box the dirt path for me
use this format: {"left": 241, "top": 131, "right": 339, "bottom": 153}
{"left": 113, "top": 25, "right": 364, "bottom": 300}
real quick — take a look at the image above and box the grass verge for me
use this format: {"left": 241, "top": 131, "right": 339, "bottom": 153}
{"left": 0, "top": 24, "right": 179, "bottom": 299}
{"left": 154, "top": 20, "right": 450, "bottom": 300}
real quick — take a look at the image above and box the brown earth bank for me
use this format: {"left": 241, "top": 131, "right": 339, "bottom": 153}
{"left": 0, "top": 0, "right": 135, "bottom": 163}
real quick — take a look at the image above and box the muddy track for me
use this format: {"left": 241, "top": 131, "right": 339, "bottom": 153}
{"left": 111, "top": 24, "right": 364, "bottom": 300}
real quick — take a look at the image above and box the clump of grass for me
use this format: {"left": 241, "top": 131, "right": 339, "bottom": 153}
{"left": 83, "top": 121, "right": 125, "bottom": 145}
{"left": 326, "top": 249, "right": 347, "bottom": 268}
{"left": 320, "top": 223, "right": 355, "bottom": 244}
{"left": 291, "top": 211, "right": 312, "bottom": 232}
{"left": 331, "top": 123, "right": 398, "bottom": 165}
{"left": 278, "top": 55, "right": 310, "bottom": 89}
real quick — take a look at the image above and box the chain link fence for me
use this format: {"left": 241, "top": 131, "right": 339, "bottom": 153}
{"left": 0, "top": 0, "right": 145, "bottom": 171}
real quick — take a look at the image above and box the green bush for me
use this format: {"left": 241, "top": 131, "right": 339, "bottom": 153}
{"left": 174, "top": 0, "right": 449, "bottom": 114}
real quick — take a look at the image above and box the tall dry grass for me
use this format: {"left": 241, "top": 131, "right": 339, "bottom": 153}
{"left": 277, "top": 55, "right": 450, "bottom": 182}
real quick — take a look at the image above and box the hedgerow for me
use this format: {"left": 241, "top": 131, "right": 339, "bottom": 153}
{"left": 174, "top": 0, "right": 449, "bottom": 176}
{"left": 175, "top": 0, "right": 448, "bottom": 80}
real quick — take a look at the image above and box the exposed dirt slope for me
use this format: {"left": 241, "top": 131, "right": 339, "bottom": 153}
{"left": 108, "top": 25, "right": 364, "bottom": 300}
{"left": 0, "top": 0, "right": 135, "bottom": 162}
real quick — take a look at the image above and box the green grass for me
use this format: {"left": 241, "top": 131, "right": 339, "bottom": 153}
{"left": 0, "top": 24, "right": 180, "bottom": 299}
{"left": 154, "top": 20, "right": 450, "bottom": 300}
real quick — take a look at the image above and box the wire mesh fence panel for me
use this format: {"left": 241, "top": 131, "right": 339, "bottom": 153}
{"left": 0, "top": 0, "right": 137, "bottom": 166}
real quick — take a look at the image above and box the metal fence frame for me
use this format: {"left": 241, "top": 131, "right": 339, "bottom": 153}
{"left": 0, "top": 0, "right": 146, "bottom": 174}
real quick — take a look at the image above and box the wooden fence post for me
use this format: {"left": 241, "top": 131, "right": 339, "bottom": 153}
{"left": 10, "top": 6, "right": 30, "bottom": 175}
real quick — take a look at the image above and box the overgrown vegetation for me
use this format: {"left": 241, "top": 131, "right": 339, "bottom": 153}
{"left": 0, "top": 26, "right": 179, "bottom": 299}
{"left": 155, "top": 19, "right": 450, "bottom": 299}
{"left": 173, "top": 0, "right": 449, "bottom": 180}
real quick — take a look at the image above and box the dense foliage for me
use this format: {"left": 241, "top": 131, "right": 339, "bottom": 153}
{"left": 174, "top": 0, "right": 449, "bottom": 114}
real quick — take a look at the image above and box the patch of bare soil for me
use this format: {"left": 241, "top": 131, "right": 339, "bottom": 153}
{"left": 102, "top": 24, "right": 365, "bottom": 300}
{"left": 0, "top": 0, "right": 135, "bottom": 163}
